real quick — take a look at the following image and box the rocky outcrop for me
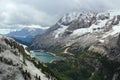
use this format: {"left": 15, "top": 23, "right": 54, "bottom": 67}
{"left": 31, "top": 11, "right": 120, "bottom": 56}
{"left": 0, "top": 35, "right": 57, "bottom": 80}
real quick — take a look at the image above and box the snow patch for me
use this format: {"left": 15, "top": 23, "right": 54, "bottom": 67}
{"left": 103, "top": 23, "right": 120, "bottom": 38}
{"left": 71, "top": 19, "right": 108, "bottom": 36}
{"left": 54, "top": 23, "right": 68, "bottom": 38}
{"left": 99, "top": 39, "right": 105, "bottom": 43}
{"left": 61, "top": 12, "right": 80, "bottom": 24}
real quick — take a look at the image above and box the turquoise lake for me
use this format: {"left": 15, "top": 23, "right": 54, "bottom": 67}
{"left": 32, "top": 51, "right": 59, "bottom": 63}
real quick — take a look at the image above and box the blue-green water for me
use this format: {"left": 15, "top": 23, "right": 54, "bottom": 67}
{"left": 32, "top": 51, "right": 59, "bottom": 63}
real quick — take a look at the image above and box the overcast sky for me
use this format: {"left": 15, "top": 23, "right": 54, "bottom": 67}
{"left": 0, "top": 0, "right": 120, "bottom": 34}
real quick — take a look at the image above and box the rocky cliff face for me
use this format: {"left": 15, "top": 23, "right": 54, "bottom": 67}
{"left": 0, "top": 35, "right": 57, "bottom": 80}
{"left": 31, "top": 11, "right": 120, "bottom": 55}
{"left": 30, "top": 10, "right": 120, "bottom": 80}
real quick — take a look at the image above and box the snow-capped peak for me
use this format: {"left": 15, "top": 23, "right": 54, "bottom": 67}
{"left": 60, "top": 11, "right": 96, "bottom": 25}
{"left": 52, "top": 10, "right": 120, "bottom": 39}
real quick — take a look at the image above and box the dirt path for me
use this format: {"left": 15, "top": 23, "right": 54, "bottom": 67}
{"left": 64, "top": 47, "right": 69, "bottom": 53}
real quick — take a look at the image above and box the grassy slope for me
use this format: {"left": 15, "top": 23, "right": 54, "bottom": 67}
{"left": 47, "top": 51, "right": 120, "bottom": 80}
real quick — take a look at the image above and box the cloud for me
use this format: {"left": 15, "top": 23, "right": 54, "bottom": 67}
{"left": 0, "top": 1, "right": 56, "bottom": 26}
{"left": 0, "top": 0, "right": 120, "bottom": 33}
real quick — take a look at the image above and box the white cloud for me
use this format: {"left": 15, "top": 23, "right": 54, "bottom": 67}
{"left": 0, "top": 29, "right": 17, "bottom": 34}
{"left": 0, "top": 1, "right": 56, "bottom": 26}
{"left": 0, "top": 0, "right": 120, "bottom": 32}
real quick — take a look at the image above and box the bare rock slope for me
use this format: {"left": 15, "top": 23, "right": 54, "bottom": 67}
{"left": 0, "top": 35, "right": 57, "bottom": 80}
{"left": 31, "top": 11, "right": 120, "bottom": 56}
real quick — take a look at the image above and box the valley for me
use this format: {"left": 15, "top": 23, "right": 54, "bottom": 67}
{"left": 1, "top": 9, "right": 120, "bottom": 80}
{"left": 30, "top": 10, "right": 120, "bottom": 80}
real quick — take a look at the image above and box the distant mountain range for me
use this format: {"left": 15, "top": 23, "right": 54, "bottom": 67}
{"left": 6, "top": 27, "right": 49, "bottom": 46}
{"left": 2, "top": 10, "right": 120, "bottom": 80}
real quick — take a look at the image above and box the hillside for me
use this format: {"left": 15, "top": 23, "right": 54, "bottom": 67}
{"left": 31, "top": 11, "right": 120, "bottom": 54}
{"left": 31, "top": 10, "right": 120, "bottom": 80}
{"left": 0, "top": 35, "right": 57, "bottom": 80}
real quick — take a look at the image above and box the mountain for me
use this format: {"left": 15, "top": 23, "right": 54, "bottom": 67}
{"left": 31, "top": 10, "right": 120, "bottom": 80}
{"left": 0, "top": 35, "right": 57, "bottom": 80}
{"left": 6, "top": 27, "right": 49, "bottom": 46}
{"left": 31, "top": 11, "right": 120, "bottom": 54}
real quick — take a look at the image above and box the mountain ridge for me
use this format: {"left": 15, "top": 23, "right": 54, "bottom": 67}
{"left": 31, "top": 10, "right": 120, "bottom": 80}
{"left": 6, "top": 27, "right": 49, "bottom": 46}
{"left": 0, "top": 35, "right": 57, "bottom": 80}
{"left": 31, "top": 10, "right": 120, "bottom": 55}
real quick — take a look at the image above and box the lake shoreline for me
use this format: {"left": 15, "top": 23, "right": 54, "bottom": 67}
{"left": 31, "top": 50, "right": 57, "bottom": 57}
{"left": 31, "top": 50, "right": 61, "bottom": 63}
